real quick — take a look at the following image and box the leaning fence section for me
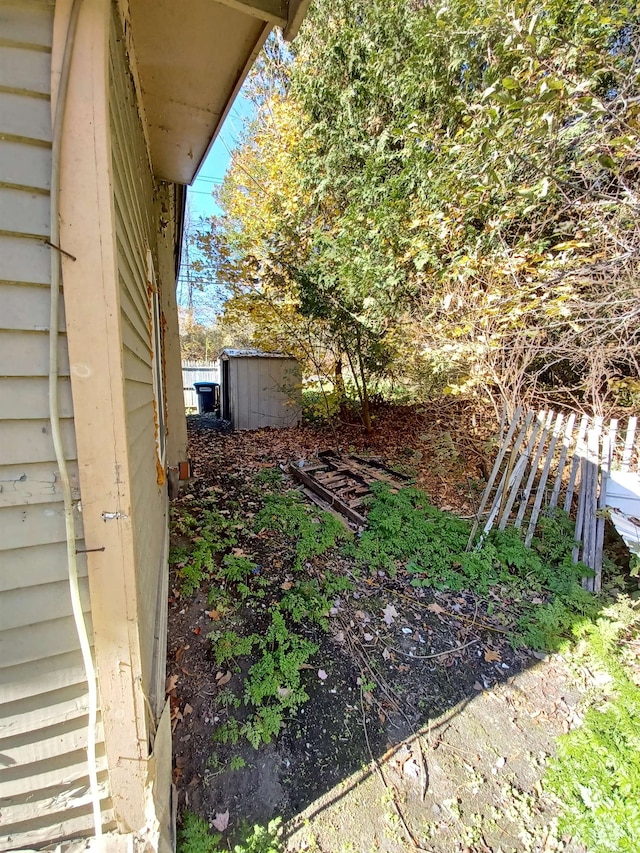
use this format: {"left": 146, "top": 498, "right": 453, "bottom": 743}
{"left": 182, "top": 360, "right": 219, "bottom": 409}
{"left": 469, "top": 410, "right": 639, "bottom": 592}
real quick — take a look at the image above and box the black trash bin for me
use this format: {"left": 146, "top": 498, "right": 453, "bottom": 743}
{"left": 193, "top": 382, "right": 220, "bottom": 415}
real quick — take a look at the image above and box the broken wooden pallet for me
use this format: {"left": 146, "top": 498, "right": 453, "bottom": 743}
{"left": 289, "top": 450, "right": 412, "bottom": 528}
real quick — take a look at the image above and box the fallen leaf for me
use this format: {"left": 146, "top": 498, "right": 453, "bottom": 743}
{"left": 183, "top": 703, "right": 193, "bottom": 716}
{"left": 473, "top": 681, "right": 483, "bottom": 691}
{"left": 382, "top": 647, "right": 391, "bottom": 661}
{"left": 484, "top": 649, "right": 502, "bottom": 663}
{"left": 207, "top": 610, "right": 222, "bottom": 621}
{"left": 427, "top": 603, "right": 446, "bottom": 615}
{"left": 382, "top": 604, "right": 398, "bottom": 625}
{"left": 363, "top": 632, "right": 374, "bottom": 642}
{"left": 216, "top": 671, "right": 232, "bottom": 686}
{"left": 192, "top": 627, "right": 201, "bottom": 636}
{"left": 318, "top": 669, "right": 328, "bottom": 680}
{"left": 212, "top": 810, "right": 229, "bottom": 832}
{"left": 280, "top": 581, "right": 294, "bottom": 590}
{"left": 175, "top": 646, "right": 186, "bottom": 664}
{"left": 165, "top": 674, "right": 178, "bottom": 695}
{"left": 277, "top": 686, "right": 291, "bottom": 698}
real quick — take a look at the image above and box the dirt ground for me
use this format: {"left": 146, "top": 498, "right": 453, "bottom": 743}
{"left": 167, "top": 405, "right": 590, "bottom": 852}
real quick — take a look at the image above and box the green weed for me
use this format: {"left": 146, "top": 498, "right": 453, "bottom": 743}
{"left": 209, "top": 610, "right": 318, "bottom": 749}
{"left": 177, "top": 811, "right": 282, "bottom": 853}
{"left": 178, "top": 812, "right": 221, "bottom": 853}
{"left": 254, "top": 467, "right": 283, "bottom": 488}
{"left": 358, "top": 484, "right": 601, "bottom": 649}
{"left": 545, "top": 601, "right": 640, "bottom": 852}
{"left": 254, "top": 492, "right": 350, "bottom": 569}
{"left": 171, "top": 505, "right": 238, "bottom": 596}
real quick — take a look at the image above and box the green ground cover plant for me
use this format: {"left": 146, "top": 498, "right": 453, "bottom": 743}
{"left": 168, "top": 488, "right": 354, "bottom": 749}
{"left": 178, "top": 811, "right": 281, "bottom": 853}
{"left": 357, "top": 483, "right": 599, "bottom": 649}
{"left": 545, "top": 601, "right": 640, "bottom": 852}
{"left": 170, "top": 505, "right": 238, "bottom": 596}
{"left": 253, "top": 491, "right": 350, "bottom": 569}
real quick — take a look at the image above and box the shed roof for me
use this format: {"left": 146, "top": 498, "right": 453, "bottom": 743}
{"left": 220, "top": 348, "right": 296, "bottom": 359}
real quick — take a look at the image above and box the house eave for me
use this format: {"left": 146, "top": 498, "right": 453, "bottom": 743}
{"left": 124, "top": 0, "right": 307, "bottom": 186}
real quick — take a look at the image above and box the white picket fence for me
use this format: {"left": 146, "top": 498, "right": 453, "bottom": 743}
{"left": 470, "top": 410, "right": 640, "bottom": 592}
{"left": 182, "top": 360, "right": 219, "bottom": 410}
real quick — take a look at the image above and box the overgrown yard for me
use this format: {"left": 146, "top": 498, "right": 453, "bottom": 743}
{"left": 168, "top": 404, "right": 640, "bottom": 853}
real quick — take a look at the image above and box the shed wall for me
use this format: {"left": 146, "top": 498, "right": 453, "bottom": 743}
{"left": 228, "top": 357, "right": 301, "bottom": 431}
{"left": 0, "top": 1, "right": 113, "bottom": 847}
{"left": 109, "top": 7, "right": 169, "bottom": 716}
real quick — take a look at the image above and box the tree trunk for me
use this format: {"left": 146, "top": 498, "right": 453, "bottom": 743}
{"left": 355, "top": 328, "right": 373, "bottom": 434}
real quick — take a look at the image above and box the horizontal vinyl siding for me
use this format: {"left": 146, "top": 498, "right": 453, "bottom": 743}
{"left": 0, "top": 2, "right": 110, "bottom": 847}
{"left": 109, "top": 10, "right": 168, "bottom": 716}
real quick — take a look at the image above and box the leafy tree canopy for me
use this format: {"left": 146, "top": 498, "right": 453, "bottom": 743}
{"left": 196, "top": 0, "right": 640, "bottom": 423}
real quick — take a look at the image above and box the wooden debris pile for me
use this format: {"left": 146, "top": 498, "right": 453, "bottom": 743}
{"left": 289, "top": 449, "right": 412, "bottom": 528}
{"left": 470, "top": 409, "right": 639, "bottom": 592}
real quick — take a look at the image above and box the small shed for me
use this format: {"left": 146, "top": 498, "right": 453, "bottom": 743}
{"left": 220, "top": 349, "right": 302, "bottom": 430}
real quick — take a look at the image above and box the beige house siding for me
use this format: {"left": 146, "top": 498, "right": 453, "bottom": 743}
{"left": 0, "top": 1, "right": 114, "bottom": 848}
{"left": 109, "top": 8, "right": 169, "bottom": 718}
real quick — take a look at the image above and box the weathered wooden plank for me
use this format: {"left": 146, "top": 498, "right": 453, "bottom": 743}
{"left": 289, "top": 463, "right": 367, "bottom": 526}
{"left": 573, "top": 457, "right": 588, "bottom": 569}
{"left": 301, "top": 487, "right": 352, "bottom": 531}
{"left": 492, "top": 411, "right": 535, "bottom": 528}
{"left": 564, "top": 414, "right": 590, "bottom": 513}
{"left": 482, "top": 412, "right": 535, "bottom": 540}
{"left": 514, "top": 410, "right": 555, "bottom": 529}
{"left": 498, "top": 413, "right": 545, "bottom": 530}
{"left": 525, "top": 413, "right": 565, "bottom": 547}
{"left": 348, "top": 456, "right": 414, "bottom": 484}
{"left": 549, "top": 413, "right": 577, "bottom": 509}
{"left": 467, "top": 405, "right": 524, "bottom": 547}
{"left": 594, "top": 421, "right": 615, "bottom": 592}
{"left": 620, "top": 416, "right": 637, "bottom": 472}
{"left": 582, "top": 422, "right": 602, "bottom": 590}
